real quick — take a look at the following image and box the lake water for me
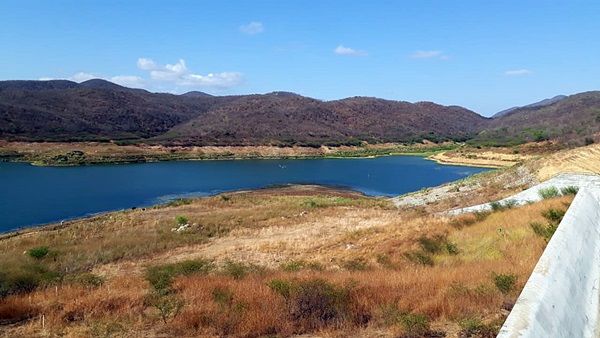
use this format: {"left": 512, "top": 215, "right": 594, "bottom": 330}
{"left": 0, "top": 156, "right": 489, "bottom": 232}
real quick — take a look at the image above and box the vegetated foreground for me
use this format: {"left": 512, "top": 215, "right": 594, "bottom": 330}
{"left": 0, "top": 184, "right": 572, "bottom": 337}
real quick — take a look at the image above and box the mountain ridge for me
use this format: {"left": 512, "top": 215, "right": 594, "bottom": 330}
{"left": 1, "top": 79, "right": 599, "bottom": 147}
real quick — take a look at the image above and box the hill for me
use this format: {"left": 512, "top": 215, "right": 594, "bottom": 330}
{"left": 3, "top": 79, "right": 600, "bottom": 148}
{"left": 0, "top": 80, "right": 233, "bottom": 141}
{"left": 473, "top": 91, "right": 600, "bottom": 146}
{"left": 492, "top": 95, "right": 567, "bottom": 118}
{"left": 0, "top": 80, "right": 486, "bottom": 145}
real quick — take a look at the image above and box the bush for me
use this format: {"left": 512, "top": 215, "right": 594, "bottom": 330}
{"left": 268, "top": 279, "right": 294, "bottom": 300}
{"left": 404, "top": 251, "right": 434, "bottom": 266}
{"left": 175, "top": 215, "right": 188, "bottom": 226}
{"left": 538, "top": 186, "right": 560, "bottom": 199}
{"left": 67, "top": 272, "right": 104, "bottom": 288}
{"left": 399, "top": 313, "right": 430, "bottom": 337}
{"left": 342, "top": 258, "right": 369, "bottom": 271}
{"left": 492, "top": 273, "right": 517, "bottom": 295}
{"left": 459, "top": 317, "right": 498, "bottom": 337}
{"left": 270, "top": 278, "right": 355, "bottom": 329}
{"left": 530, "top": 222, "right": 557, "bottom": 242}
{"left": 281, "top": 260, "right": 323, "bottom": 272}
{"left": 28, "top": 246, "right": 49, "bottom": 259}
{"left": 541, "top": 208, "right": 566, "bottom": 224}
{"left": 490, "top": 199, "right": 517, "bottom": 212}
{"left": 290, "top": 279, "right": 352, "bottom": 329}
{"left": 0, "top": 264, "right": 61, "bottom": 297}
{"left": 560, "top": 186, "right": 579, "bottom": 196}
{"left": 222, "top": 261, "right": 253, "bottom": 280}
{"left": 146, "top": 259, "right": 213, "bottom": 293}
{"left": 145, "top": 293, "right": 184, "bottom": 323}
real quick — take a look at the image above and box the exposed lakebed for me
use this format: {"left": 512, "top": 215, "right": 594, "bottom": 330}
{"left": 0, "top": 156, "right": 488, "bottom": 232}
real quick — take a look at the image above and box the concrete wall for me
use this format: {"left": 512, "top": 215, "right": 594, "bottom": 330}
{"left": 498, "top": 188, "right": 600, "bottom": 337}
{"left": 449, "top": 173, "right": 600, "bottom": 215}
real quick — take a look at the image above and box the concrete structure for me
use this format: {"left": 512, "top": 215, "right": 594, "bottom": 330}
{"left": 497, "top": 188, "right": 600, "bottom": 337}
{"left": 449, "top": 173, "right": 600, "bottom": 215}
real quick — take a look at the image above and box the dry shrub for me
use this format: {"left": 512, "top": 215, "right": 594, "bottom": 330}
{"left": 0, "top": 296, "right": 39, "bottom": 324}
{"left": 170, "top": 275, "right": 290, "bottom": 337}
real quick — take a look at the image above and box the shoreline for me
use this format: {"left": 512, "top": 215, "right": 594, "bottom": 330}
{"left": 0, "top": 141, "right": 462, "bottom": 167}
{"left": 0, "top": 184, "right": 374, "bottom": 239}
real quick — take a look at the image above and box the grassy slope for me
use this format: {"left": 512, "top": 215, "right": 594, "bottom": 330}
{"left": 0, "top": 184, "right": 572, "bottom": 337}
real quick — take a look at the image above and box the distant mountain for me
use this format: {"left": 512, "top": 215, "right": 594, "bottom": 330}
{"left": 181, "top": 91, "right": 213, "bottom": 98}
{"left": 0, "top": 80, "right": 232, "bottom": 141}
{"left": 0, "top": 79, "right": 487, "bottom": 145}
{"left": 492, "top": 95, "right": 567, "bottom": 118}
{"left": 474, "top": 92, "right": 600, "bottom": 146}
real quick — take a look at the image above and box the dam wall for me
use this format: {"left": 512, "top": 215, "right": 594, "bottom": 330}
{"left": 497, "top": 188, "right": 600, "bottom": 337}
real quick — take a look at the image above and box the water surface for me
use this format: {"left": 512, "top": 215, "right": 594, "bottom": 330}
{"left": 0, "top": 156, "right": 488, "bottom": 232}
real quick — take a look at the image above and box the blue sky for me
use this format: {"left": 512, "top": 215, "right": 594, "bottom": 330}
{"left": 1, "top": 0, "right": 599, "bottom": 116}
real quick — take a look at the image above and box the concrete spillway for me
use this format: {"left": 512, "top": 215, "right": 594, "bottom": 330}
{"left": 497, "top": 187, "right": 600, "bottom": 337}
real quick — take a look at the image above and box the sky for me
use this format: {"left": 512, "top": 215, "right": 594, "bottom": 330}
{"left": 1, "top": 0, "right": 599, "bottom": 116}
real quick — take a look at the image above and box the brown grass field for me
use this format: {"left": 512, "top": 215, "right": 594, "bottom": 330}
{"left": 0, "top": 182, "right": 573, "bottom": 337}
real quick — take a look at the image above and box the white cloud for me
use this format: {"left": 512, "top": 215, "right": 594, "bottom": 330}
{"left": 334, "top": 45, "right": 367, "bottom": 56}
{"left": 410, "top": 50, "right": 447, "bottom": 59}
{"left": 137, "top": 58, "right": 157, "bottom": 70}
{"left": 110, "top": 75, "right": 144, "bottom": 88}
{"left": 40, "top": 58, "right": 243, "bottom": 92}
{"left": 69, "top": 72, "right": 97, "bottom": 82}
{"left": 240, "top": 21, "right": 264, "bottom": 35}
{"left": 504, "top": 69, "right": 533, "bottom": 76}
{"left": 137, "top": 57, "right": 243, "bottom": 89}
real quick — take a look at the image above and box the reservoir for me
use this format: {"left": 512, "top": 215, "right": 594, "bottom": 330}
{"left": 0, "top": 156, "right": 489, "bottom": 232}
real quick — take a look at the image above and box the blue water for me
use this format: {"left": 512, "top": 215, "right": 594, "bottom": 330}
{"left": 0, "top": 157, "right": 489, "bottom": 232}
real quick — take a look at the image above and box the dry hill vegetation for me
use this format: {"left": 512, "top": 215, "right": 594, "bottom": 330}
{"left": 0, "top": 183, "right": 573, "bottom": 337}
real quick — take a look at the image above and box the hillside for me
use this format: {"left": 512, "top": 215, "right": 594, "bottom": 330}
{"left": 0, "top": 80, "right": 486, "bottom": 146}
{"left": 0, "top": 80, "right": 233, "bottom": 142}
{"left": 474, "top": 91, "right": 600, "bottom": 146}
{"left": 3, "top": 79, "right": 600, "bottom": 148}
{"left": 491, "top": 95, "right": 567, "bottom": 118}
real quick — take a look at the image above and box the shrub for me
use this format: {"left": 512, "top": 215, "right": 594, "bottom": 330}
{"left": 530, "top": 222, "right": 557, "bottom": 242}
{"left": 0, "top": 264, "right": 61, "bottom": 297}
{"left": 165, "top": 198, "right": 192, "bottom": 207}
{"left": 146, "top": 259, "right": 213, "bottom": 293}
{"left": 175, "top": 215, "right": 188, "bottom": 226}
{"left": 560, "top": 186, "right": 579, "bottom": 196}
{"left": 490, "top": 199, "right": 517, "bottom": 212}
{"left": 269, "top": 278, "right": 355, "bottom": 329}
{"left": 459, "top": 317, "right": 498, "bottom": 337}
{"left": 538, "top": 186, "right": 560, "bottom": 199}
{"left": 492, "top": 273, "right": 517, "bottom": 295}
{"left": 289, "top": 279, "right": 352, "bottom": 329}
{"left": 474, "top": 211, "right": 491, "bottom": 221}
{"left": 146, "top": 293, "right": 184, "bottom": 323}
{"left": 212, "top": 286, "right": 235, "bottom": 306}
{"left": 67, "top": 272, "right": 105, "bottom": 288}
{"left": 418, "top": 236, "right": 444, "bottom": 254}
{"left": 342, "top": 258, "right": 369, "bottom": 271}
{"left": 28, "top": 246, "right": 49, "bottom": 259}
{"left": 222, "top": 261, "right": 251, "bottom": 280}
{"left": 399, "top": 313, "right": 430, "bottom": 337}
{"left": 404, "top": 251, "right": 434, "bottom": 266}
{"left": 268, "top": 279, "right": 294, "bottom": 300}
{"left": 376, "top": 254, "right": 394, "bottom": 269}
{"left": 541, "top": 208, "right": 566, "bottom": 224}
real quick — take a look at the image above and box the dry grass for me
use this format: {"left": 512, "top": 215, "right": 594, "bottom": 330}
{"left": 0, "top": 185, "right": 572, "bottom": 337}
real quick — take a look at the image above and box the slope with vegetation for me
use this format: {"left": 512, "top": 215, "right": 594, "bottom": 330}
{"left": 0, "top": 180, "right": 573, "bottom": 337}
{"left": 474, "top": 91, "right": 600, "bottom": 147}
{"left": 0, "top": 80, "right": 486, "bottom": 146}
